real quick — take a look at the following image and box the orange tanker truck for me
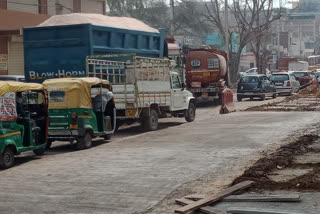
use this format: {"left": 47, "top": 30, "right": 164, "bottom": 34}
{"left": 184, "top": 48, "right": 228, "bottom": 102}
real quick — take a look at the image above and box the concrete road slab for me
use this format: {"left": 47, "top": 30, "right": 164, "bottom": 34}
{"left": 0, "top": 111, "right": 320, "bottom": 214}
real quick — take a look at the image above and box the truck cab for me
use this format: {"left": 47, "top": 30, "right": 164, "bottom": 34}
{"left": 170, "top": 72, "right": 193, "bottom": 111}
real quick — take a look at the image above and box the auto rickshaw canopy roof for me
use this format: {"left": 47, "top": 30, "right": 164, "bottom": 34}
{"left": 42, "top": 77, "right": 110, "bottom": 109}
{"left": 0, "top": 81, "right": 44, "bottom": 95}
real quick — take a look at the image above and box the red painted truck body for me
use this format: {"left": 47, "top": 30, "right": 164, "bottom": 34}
{"left": 185, "top": 48, "right": 228, "bottom": 101}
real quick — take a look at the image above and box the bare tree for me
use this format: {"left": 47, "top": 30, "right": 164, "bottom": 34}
{"left": 204, "top": 0, "right": 281, "bottom": 83}
{"left": 107, "top": 0, "right": 169, "bottom": 29}
{"left": 174, "top": 1, "right": 211, "bottom": 38}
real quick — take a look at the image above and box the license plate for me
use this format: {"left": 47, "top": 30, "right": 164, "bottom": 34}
{"left": 203, "top": 72, "right": 210, "bottom": 77}
{"left": 275, "top": 82, "right": 283, "bottom": 86}
{"left": 244, "top": 93, "right": 254, "bottom": 95}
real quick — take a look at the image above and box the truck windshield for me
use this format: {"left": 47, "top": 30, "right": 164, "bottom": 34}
{"left": 271, "top": 75, "right": 289, "bottom": 81}
{"left": 240, "top": 76, "right": 260, "bottom": 83}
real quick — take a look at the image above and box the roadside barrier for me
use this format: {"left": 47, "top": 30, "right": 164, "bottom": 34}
{"left": 220, "top": 88, "right": 236, "bottom": 114}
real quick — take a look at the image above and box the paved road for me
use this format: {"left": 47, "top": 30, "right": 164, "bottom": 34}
{"left": 1, "top": 98, "right": 319, "bottom": 214}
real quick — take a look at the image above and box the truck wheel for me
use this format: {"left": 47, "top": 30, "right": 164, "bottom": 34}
{"left": 260, "top": 94, "right": 266, "bottom": 101}
{"left": 76, "top": 132, "right": 92, "bottom": 150}
{"left": 185, "top": 102, "right": 196, "bottom": 122}
{"left": 143, "top": 109, "right": 158, "bottom": 131}
{"left": 0, "top": 147, "right": 15, "bottom": 169}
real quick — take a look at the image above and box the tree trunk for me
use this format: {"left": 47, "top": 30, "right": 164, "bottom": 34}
{"left": 229, "top": 50, "right": 242, "bottom": 85}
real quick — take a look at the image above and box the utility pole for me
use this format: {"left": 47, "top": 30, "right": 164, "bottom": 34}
{"left": 277, "top": 0, "right": 282, "bottom": 70}
{"left": 170, "top": 0, "right": 174, "bottom": 36}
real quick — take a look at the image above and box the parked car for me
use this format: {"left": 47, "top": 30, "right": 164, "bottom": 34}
{"left": 292, "top": 71, "right": 314, "bottom": 89}
{"left": 240, "top": 68, "right": 258, "bottom": 76}
{"left": 0, "top": 75, "right": 25, "bottom": 82}
{"left": 270, "top": 72, "right": 300, "bottom": 96}
{"left": 237, "top": 75, "right": 277, "bottom": 101}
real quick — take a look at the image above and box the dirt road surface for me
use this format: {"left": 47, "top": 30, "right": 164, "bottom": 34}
{"left": 1, "top": 96, "right": 319, "bottom": 214}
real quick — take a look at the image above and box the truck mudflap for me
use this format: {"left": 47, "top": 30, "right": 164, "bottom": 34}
{"left": 220, "top": 88, "right": 235, "bottom": 114}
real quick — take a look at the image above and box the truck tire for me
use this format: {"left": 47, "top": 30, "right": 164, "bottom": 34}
{"left": 143, "top": 109, "right": 158, "bottom": 131}
{"left": 76, "top": 132, "right": 92, "bottom": 150}
{"left": 185, "top": 102, "right": 196, "bottom": 122}
{"left": 260, "top": 94, "right": 266, "bottom": 101}
{"left": 0, "top": 147, "right": 15, "bottom": 169}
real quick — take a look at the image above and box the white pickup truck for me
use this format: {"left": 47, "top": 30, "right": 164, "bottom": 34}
{"left": 87, "top": 54, "right": 196, "bottom": 131}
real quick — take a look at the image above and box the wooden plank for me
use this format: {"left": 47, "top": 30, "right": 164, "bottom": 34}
{"left": 184, "top": 194, "right": 301, "bottom": 203}
{"left": 175, "top": 181, "right": 254, "bottom": 214}
{"left": 175, "top": 198, "right": 195, "bottom": 206}
{"left": 175, "top": 198, "right": 223, "bottom": 214}
{"left": 227, "top": 207, "right": 307, "bottom": 214}
{"left": 222, "top": 194, "right": 301, "bottom": 202}
{"left": 184, "top": 194, "right": 205, "bottom": 201}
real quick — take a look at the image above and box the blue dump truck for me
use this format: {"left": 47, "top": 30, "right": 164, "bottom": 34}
{"left": 24, "top": 23, "right": 167, "bottom": 82}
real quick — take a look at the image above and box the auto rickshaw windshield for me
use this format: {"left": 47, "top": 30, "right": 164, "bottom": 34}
{"left": 0, "top": 81, "right": 44, "bottom": 121}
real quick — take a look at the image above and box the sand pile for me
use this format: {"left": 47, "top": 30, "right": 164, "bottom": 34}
{"left": 298, "top": 85, "right": 320, "bottom": 97}
{"left": 38, "top": 13, "right": 159, "bottom": 33}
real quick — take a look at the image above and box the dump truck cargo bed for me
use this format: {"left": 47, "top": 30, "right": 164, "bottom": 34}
{"left": 23, "top": 24, "right": 166, "bottom": 82}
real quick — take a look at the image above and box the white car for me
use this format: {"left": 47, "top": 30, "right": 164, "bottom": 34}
{"left": 240, "top": 68, "right": 258, "bottom": 76}
{"left": 270, "top": 72, "right": 300, "bottom": 96}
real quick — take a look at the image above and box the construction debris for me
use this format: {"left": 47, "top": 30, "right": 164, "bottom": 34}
{"left": 174, "top": 180, "right": 254, "bottom": 214}
{"left": 183, "top": 194, "right": 301, "bottom": 203}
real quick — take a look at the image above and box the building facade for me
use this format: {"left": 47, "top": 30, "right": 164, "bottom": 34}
{"left": 271, "top": 13, "right": 320, "bottom": 59}
{"left": 1, "top": 0, "right": 106, "bottom": 15}
{"left": 0, "top": 0, "right": 106, "bottom": 75}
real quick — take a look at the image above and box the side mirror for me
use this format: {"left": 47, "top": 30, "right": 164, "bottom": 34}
{"left": 181, "top": 83, "right": 186, "bottom": 90}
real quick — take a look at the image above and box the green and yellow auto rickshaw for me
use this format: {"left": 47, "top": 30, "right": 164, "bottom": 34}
{"left": 0, "top": 81, "right": 48, "bottom": 169}
{"left": 43, "top": 77, "right": 116, "bottom": 150}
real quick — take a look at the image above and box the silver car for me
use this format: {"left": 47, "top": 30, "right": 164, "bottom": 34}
{"left": 270, "top": 72, "right": 300, "bottom": 96}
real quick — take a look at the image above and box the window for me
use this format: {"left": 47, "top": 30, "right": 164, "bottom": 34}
{"left": 271, "top": 75, "right": 289, "bottom": 81}
{"left": 261, "top": 76, "right": 270, "bottom": 83}
{"left": 207, "top": 58, "right": 219, "bottom": 69}
{"left": 171, "top": 75, "right": 181, "bottom": 89}
{"left": 240, "top": 76, "right": 259, "bottom": 83}
{"left": 49, "top": 91, "right": 65, "bottom": 102}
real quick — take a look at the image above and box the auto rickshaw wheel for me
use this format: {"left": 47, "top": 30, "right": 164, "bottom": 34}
{"left": 46, "top": 140, "right": 53, "bottom": 150}
{"left": 104, "top": 135, "right": 111, "bottom": 140}
{"left": 76, "top": 132, "right": 92, "bottom": 150}
{"left": 33, "top": 148, "right": 45, "bottom": 156}
{"left": 0, "top": 147, "right": 15, "bottom": 169}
